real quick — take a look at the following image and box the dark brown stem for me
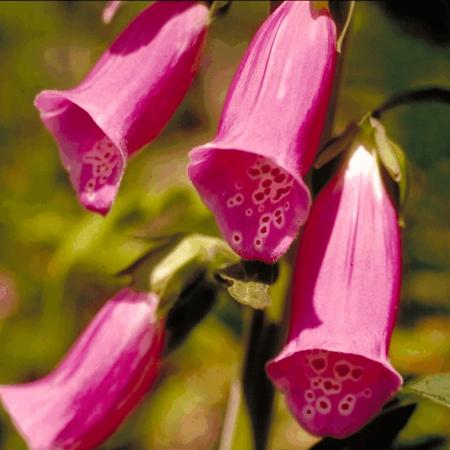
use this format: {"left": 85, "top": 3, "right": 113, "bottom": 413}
{"left": 372, "top": 87, "right": 450, "bottom": 119}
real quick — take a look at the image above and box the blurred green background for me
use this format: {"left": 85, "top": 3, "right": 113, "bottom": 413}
{"left": 0, "top": 1, "right": 449, "bottom": 449}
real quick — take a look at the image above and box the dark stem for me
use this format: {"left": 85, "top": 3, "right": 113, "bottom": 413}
{"left": 372, "top": 87, "right": 450, "bottom": 119}
{"left": 242, "top": 310, "right": 279, "bottom": 450}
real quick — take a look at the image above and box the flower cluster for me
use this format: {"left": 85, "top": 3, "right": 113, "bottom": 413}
{"left": 1, "top": 1, "right": 406, "bottom": 448}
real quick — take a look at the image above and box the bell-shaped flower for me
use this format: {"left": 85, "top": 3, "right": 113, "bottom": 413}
{"left": 0, "top": 288, "right": 165, "bottom": 450}
{"left": 35, "top": 1, "right": 209, "bottom": 214}
{"left": 266, "top": 145, "right": 403, "bottom": 438}
{"left": 188, "top": 1, "right": 336, "bottom": 262}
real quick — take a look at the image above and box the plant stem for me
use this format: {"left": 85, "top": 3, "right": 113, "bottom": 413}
{"left": 219, "top": 378, "right": 242, "bottom": 450}
{"left": 372, "top": 87, "right": 450, "bottom": 119}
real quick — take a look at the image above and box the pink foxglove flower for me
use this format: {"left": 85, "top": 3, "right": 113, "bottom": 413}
{"left": 0, "top": 288, "right": 164, "bottom": 450}
{"left": 188, "top": 1, "right": 336, "bottom": 262}
{"left": 267, "top": 146, "right": 403, "bottom": 438}
{"left": 35, "top": 1, "right": 209, "bottom": 214}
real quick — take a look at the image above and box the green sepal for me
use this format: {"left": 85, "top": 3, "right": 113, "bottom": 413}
{"left": 389, "top": 138, "right": 409, "bottom": 215}
{"left": 150, "top": 234, "right": 238, "bottom": 314}
{"left": 370, "top": 117, "right": 402, "bottom": 182}
{"left": 208, "top": 0, "right": 232, "bottom": 21}
{"left": 369, "top": 116, "right": 409, "bottom": 216}
{"left": 117, "top": 233, "right": 238, "bottom": 316}
{"left": 314, "top": 122, "right": 359, "bottom": 169}
{"left": 216, "top": 261, "right": 278, "bottom": 310}
{"left": 116, "top": 234, "right": 185, "bottom": 292}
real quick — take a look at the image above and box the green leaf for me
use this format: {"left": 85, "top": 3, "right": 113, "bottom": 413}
{"left": 370, "top": 117, "right": 402, "bottom": 182}
{"left": 216, "top": 261, "right": 278, "bottom": 310}
{"left": 405, "top": 373, "right": 450, "bottom": 408}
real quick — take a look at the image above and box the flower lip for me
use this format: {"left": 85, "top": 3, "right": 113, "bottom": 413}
{"left": 35, "top": 92, "right": 126, "bottom": 216}
{"left": 188, "top": 145, "right": 311, "bottom": 263}
{"left": 267, "top": 348, "right": 402, "bottom": 439}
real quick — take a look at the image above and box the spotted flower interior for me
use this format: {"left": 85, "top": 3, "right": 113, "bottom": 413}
{"left": 188, "top": 149, "right": 309, "bottom": 262}
{"left": 79, "top": 135, "right": 123, "bottom": 211}
{"left": 268, "top": 349, "right": 401, "bottom": 438}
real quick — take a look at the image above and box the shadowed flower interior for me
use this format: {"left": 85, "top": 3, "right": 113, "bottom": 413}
{"left": 188, "top": 149, "right": 309, "bottom": 262}
{"left": 268, "top": 349, "right": 401, "bottom": 439}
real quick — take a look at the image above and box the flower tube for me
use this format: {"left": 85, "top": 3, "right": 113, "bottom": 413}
{"left": 267, "top": 146, "right": 403, "bottom": 438}
{"left": 35, "top": 1, "right": 209, "bottom": 214}
{"left": 0, "top": 288, "right": 165, "bottom": 450}
{"left": 188, "top": 1, "right": 336, "bottom": 262}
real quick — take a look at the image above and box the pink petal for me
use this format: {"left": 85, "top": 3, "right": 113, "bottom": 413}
{"left": 267, "top": 146, "right": 403, "bottom": 438}
{"left": 102, "top": 1, "right": 122, "bottom": 24}
{"left": 0, "top": 288, "right": 165, "bottom": 450}
{"left": 35, "top": 1, "right": 209, "bottom": 214}
{"left": 188, "top": 1, "right": 336, "bottom": 262}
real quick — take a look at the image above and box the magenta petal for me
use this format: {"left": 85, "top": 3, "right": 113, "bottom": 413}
{"left": 0, "top": 288, "right": 165, "bottom": 450}
{"left": 35, "top": 1, "right": 209, "bottom": 214}
{"left": 267, "top": 147, "right": 403, "bottom": 438}
{"left": 188, "top": 1, "right": 336, "bottom": 262}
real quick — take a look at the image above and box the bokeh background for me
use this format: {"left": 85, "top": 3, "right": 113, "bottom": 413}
{"left": 0, "top": 1, "right": 449, "bottom": 449}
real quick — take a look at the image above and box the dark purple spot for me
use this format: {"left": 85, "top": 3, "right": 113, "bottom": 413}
{"left": 264, "top": 188, "right": 271, "bottom": 195}
{"left": 262, "top": 179, "right": 272, "bottom": 187}
{"left": 271, "top": 168, "right": 280, "bottom": 176}
{"left": 335, "top": 364, "right": 350, "bottom": 377}
{"left": 248, "top": 168, "right": 260, "bottom": 177}
{"left": 254, "top": 192, "right": 264, "bottom": 201}
{"left": 275, "top": 216, "right": 282, "bottom": 224}
{"left": 275, "top": 174, "right": 286, "bottom": 183}
{"left": 324, "top": 380, "right": 333, "bottom": 390}
{"left": 260, "top": 226, "right": 267, "bottom": 234}
{"left": 261, "top": 165, "right": 270, "bottom": 173}
{"left": 319, "top": 400, "right": 328, "bottom": 409}
{"left": 341, "top": 403, "right": 349, "bottom": 410}
{"left": 351, "top": 368, "right": 363, "bottom": 380}
{"left": 274, "top": 209, "right": 281, "bottom": 217}
{"left": 312, "top": 358, "right": 326, "bottom": 371}
{"left": 262, "top": 216, "right": 270, "bottom": 223}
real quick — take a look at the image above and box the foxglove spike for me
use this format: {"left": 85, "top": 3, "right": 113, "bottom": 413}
{"left": 267, "top": 146, "right": 403, "bottom": 438}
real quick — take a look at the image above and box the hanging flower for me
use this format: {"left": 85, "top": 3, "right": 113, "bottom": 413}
{"left": 35, "top": 1, "right": 209, "bottom": 214}
{"left": 188, "top": 1, "right": 336, "bottom": 262}
{"left": 266, "top": 145, "right": 403, "bottom": 438}
{"left": 0, "top": 288, "right": 165, "bottom": 450}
